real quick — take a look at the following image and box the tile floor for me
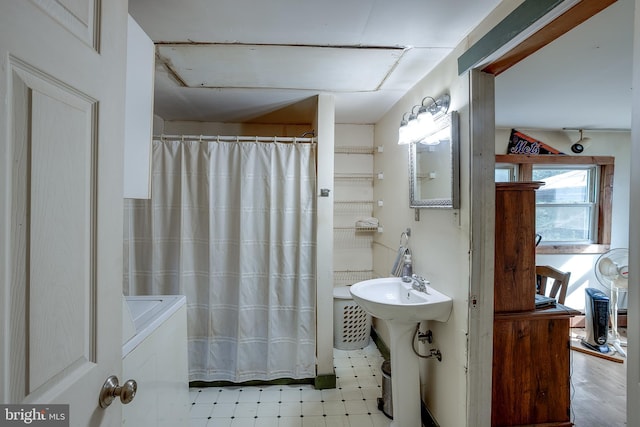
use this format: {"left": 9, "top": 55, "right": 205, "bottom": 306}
{"left": 189, "top": 341, "right": 392, "bottom": 427}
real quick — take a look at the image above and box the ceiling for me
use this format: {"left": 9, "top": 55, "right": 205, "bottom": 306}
{"left": 128, "top": 0, "right": 633, "bottom": 129}
{"left": 128, "top": 0, "right": 503, "bottom": 124}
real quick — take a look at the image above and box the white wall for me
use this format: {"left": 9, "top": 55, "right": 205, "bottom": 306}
{"left": 495, "top": 128, "right": 631, "bottom": 310}
{"left": 153, "top": 114, "right": 165, "bottom": 135}
{"left": 372, "top": 46, "right": 472, "bottom": 427}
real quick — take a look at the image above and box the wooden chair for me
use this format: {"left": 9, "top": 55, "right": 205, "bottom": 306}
{"left": 536, "top": 265, "right": 571, "bottom": 305}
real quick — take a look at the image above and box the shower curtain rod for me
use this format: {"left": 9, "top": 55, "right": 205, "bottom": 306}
{"left": 154, "top": 134, "right": 316, "bottom": 144}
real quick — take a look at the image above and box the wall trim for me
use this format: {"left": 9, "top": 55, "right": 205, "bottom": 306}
{"left": 466, "top": 69, "right": 496, "bottom": 427}
{"left": 459, "top": 0, "right": 616, "bottom": 76}
{"left": 458, "top": 0, "right": 567, "bottom": 74}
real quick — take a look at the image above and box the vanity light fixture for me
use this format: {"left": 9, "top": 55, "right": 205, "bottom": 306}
{"left": 397, "top": 93, "right": 450, "bottom": 145}
{"left": 417, "top": 94, "right": 450, "bottom": 128}
{"left": 419, "top": 110, "right": 453, "bottom": 146}
{"left": 398, "top": 106, "right": 421, "bottom": 145}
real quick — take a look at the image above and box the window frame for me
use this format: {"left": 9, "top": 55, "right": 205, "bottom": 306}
{"left": 495, "top": 154, "right": 614, "bottom": 254}
{"left": 533, "top": 164, "right": 598, "bottom": 245}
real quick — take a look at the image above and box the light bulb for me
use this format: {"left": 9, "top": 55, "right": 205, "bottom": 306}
{"left": 417, "top": 110, "right": 435, "bottom": 132}
{"left": 405, "top": 117, "right": 419, "bottom": 144}
{"left": 397, "top": 114, "right": 410, "bottom": 145}
{"left": 398, "top": 124, "right": 410, "bottom": 145}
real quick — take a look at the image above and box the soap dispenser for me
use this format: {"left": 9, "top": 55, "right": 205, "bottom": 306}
{"left": 401, "top": 254, "right": 413, "bottom": 280}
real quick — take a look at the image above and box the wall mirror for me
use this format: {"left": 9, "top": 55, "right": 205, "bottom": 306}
{"left": 409, "top": 111, "right": 460, "bottom": 208}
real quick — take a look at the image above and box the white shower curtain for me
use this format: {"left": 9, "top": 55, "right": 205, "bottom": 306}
{"left": 125, "top": 139, "right": 317, "bottom": 382}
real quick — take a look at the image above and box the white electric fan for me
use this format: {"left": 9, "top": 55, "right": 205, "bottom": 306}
{"left": 594, "top": 248, "right": 629, "bottom": 357}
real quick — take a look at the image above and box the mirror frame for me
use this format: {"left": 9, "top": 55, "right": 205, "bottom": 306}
{"left": 409, "top": 110, "right": 460, "bottom": 209}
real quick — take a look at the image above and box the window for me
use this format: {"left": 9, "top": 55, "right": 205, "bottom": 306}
{"left": 495, "top": 154, "right": 614, "bottom": 254}
{"left": 495, "top": 165, "right": 516, "bottom": 182}
{"left": 533, "top": 166, "right": 597, "bottom": 244}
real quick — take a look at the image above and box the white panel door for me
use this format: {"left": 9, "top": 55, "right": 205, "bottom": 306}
{"left": 0, "top": 1, "right": 128, "bottom": 426}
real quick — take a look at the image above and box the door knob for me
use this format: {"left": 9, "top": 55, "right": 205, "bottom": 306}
{"left": 99, "top": 375, "right": 137, "bottom": 408}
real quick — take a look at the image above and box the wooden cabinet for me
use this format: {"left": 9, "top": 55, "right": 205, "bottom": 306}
{"left": 494, "top": 182, "right": 540, "bottom": 312}
{"left": 492, "top": 182, "right": 578, "bottom": 427}
{"left": 492, "top": 308, "right": 577, "bottom": 427}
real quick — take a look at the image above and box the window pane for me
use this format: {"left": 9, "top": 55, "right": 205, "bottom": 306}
{"left": 495, "top": 168, "right": 512, "bottom": 182}
{"left": 534, "top": 168, "right": 592, "bottom": 203}
{"left": 536, "top": 205, "right": 593, "bottom": 242}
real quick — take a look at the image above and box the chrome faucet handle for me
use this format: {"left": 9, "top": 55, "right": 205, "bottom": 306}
{"left": 410, "top": 274, "right": 429, "bottom": 293}
{"left": 412, "top": 274, "right": 428, "bottom": 284}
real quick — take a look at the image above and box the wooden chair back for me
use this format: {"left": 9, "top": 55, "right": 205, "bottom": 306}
{"left": 536, "top": 265, "right": 571, "bottom": 305}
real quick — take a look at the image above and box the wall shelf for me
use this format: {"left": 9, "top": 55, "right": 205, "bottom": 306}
{"left": 334, "top": 146, "right": 376, "bottom": 155}
{"left": 334, "top": 173, "right": 375, "bottom": 181}
{"left": 333, "top": 140, "right": 376, "bottom": 288}
{"left": 334, "top": 200, "right": 375, "bottom": 205}
{"left": 334, "top": 226, "right": 381, "bottom": 232}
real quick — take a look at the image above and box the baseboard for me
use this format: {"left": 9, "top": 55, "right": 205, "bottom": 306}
{"left": 190, "top": 377, "right": 315, "bottom": 388}
{"left": 314, "top": 373, "right": 336, "bottom": 389}
{"left": 421, "top": 400, "right": 440, "bottom": 427}
{"left": 370, "top": 326, "right": 391, "bottom": 361}
{"left": 190, "top": 375, "right": 336, "bottom": 390}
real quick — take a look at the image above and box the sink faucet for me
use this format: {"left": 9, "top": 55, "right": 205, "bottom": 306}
{"left": 398, "top": 253, "right": 429, "bottom": 293}
{"left": 403, "top": 274, "right": 429, "bottom": 293}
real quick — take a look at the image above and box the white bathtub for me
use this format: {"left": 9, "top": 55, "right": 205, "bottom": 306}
{"left": 122, "top": 295, "right": 189, "bottom": 426}
{"left": 122, "top": 294, "right": 186, "bottom": 356}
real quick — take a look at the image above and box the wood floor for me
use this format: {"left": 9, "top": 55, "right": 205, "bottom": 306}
{"left": 570, "top": 331, "right": 627, "bottom": 426}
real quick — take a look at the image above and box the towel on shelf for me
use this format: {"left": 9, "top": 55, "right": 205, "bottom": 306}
{"left": 355, "top": 217, "right": 379, "bottom": 228}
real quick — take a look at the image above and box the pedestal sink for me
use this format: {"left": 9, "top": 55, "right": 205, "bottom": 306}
{"left": 349, "top": 277, "right": 452, "bottom": 427}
